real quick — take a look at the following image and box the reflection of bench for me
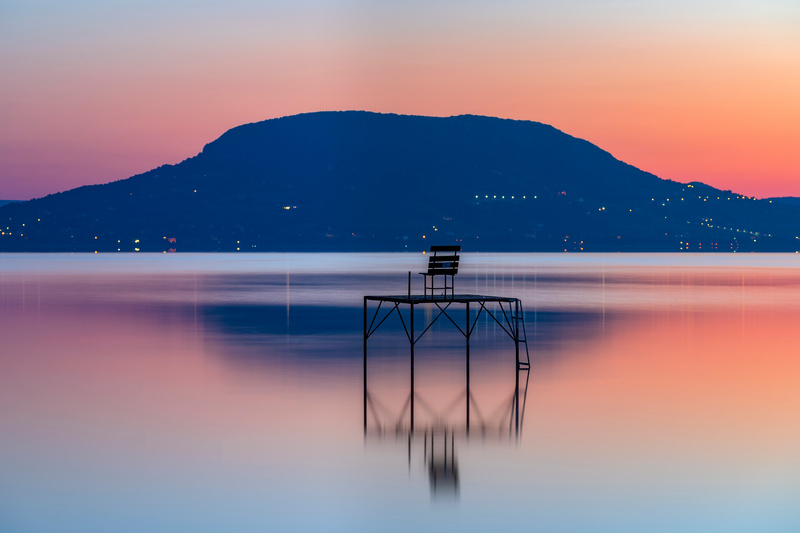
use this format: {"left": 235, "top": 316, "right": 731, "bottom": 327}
{"left": 420, "top": 245, "right": 461, "bottom": 298}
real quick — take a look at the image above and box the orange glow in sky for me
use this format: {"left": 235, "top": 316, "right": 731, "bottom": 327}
{"left": 1, "top": 1, "right": 798, "bottom": 199}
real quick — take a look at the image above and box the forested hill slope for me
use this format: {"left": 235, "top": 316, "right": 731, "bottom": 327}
{"left": 2, "top": 111, "right": 798, "bottom": 252}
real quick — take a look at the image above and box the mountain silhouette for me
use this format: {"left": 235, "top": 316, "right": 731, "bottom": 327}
{"left": 2, "top": 111, "right": 799, "bottom": 252}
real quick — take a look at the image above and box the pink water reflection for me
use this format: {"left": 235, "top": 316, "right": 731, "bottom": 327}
{"left": 0, "top": 254, "right": 798, "bottom": 532}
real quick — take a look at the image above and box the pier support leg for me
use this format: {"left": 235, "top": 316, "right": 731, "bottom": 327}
{"left": 466, "top": 302, "right": 470, "bottom": 432}
{"left": 363, "top": 297, "right": 367, "bottom": 431}
{"left": 514, "top": 366, "right": 520, "bottom": 438}
{"left": 514, "top": 299, "right": 520, "bottom": 368}
{"left": 410, "top": 302, "right": 415, "bottom": 433}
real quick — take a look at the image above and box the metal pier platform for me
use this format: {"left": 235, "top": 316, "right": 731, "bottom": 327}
{"left": 363, "top": 293, "right": 530, "bottom": 431}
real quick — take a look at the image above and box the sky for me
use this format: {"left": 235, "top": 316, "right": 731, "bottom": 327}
{"left": 1, "top": 0, "right": 799, "bottom": 200}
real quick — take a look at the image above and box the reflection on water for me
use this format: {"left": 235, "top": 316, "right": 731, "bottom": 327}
{"left": 1, "top": 254, "right": 799, "bottom": 532}
{"left": 365, "top": 358, "right": 530, "bottom": 501}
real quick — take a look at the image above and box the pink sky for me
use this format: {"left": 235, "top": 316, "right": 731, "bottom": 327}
{"left": 2, "top": 0, "right": 798, "bottom": 200}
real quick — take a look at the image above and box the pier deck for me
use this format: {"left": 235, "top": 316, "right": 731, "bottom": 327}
{"left": 364, "top": 294, "right": 519, "bottom": 304}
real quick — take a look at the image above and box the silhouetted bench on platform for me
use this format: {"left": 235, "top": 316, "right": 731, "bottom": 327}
{"left": 420, "top": 245, "right": 460, "bottom": 298}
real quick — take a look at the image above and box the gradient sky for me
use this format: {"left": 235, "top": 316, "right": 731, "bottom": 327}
{"left": 2, "top": 0, "right": 799, "bottom": 200}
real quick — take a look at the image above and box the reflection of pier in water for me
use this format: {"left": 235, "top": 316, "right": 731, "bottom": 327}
{"left": 363, "top": 293, "right": 531, "bottom": 500}
{"left": 364, "top": 364, "right": 530, "bottom": 500}
{"left": 363, "top": 294, "right": 530, "bottom": 428}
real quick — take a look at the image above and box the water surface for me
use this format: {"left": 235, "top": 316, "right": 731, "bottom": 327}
{"left": 1, "top": 253, "right": 799, "bottom": 532}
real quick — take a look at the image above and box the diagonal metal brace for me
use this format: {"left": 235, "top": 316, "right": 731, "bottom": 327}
{"left": 366, "top": 301, "right": 403, "bottom": 339}
{"left": 412, "top": 302, "right": 466, "bottom": 343}
{"left": 411, "top": 301, "right": 453, "bottom": 343}
{"left": 479, "top": 302, "right": 514, "bottom": 340}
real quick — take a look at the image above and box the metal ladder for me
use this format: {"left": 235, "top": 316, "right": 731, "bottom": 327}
{"left": 512, "top": 299, "right": 530, "bottom": 369}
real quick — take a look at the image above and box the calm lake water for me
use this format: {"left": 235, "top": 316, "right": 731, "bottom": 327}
{"left": 1, "top": 253, "right": 799, "bottom": 532}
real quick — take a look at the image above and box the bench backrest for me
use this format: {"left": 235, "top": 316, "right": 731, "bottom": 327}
{"left": 425, "top": 245, "right": 461, "bottom": 275}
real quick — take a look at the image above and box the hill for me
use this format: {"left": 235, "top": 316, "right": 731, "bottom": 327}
{"left": 2, "top": 111, "right": 799, "bottom": 252}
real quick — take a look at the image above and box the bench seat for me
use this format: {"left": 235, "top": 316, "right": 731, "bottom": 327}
{"left": 420, "top": 245, "right": 461, "bottom": 298}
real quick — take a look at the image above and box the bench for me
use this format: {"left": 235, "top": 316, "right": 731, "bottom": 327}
{"left": 420, "top": 245, "right": 461, "bottom": 298}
